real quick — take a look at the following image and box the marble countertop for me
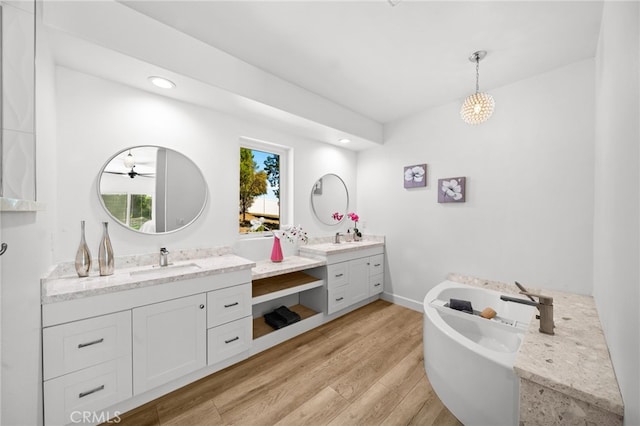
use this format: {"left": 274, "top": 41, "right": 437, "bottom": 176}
{"left": 42, "top": 251, "right": 255, "bottom": 304}
{"left": 252, "top": 256, "right": 326, "bottom": 280}
{"left": 449, "top": 273, "right": 624, "bottom": 417}
{"left": 299, "top": 236, "right": 385, "bottom": 257}
{"left": 42, "top": 238, "right": 386, "bottom": 304}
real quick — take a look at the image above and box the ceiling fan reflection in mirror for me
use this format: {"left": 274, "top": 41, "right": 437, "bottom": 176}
{"left": 103, "top": 166, "right": 155, "bottom": 179}
{"left": 103, "top": 149, "right": 155, "bottom": 178}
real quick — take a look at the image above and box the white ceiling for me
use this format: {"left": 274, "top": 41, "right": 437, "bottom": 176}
{"left": 120, "top": 0, "right": 604, "bottom": 124}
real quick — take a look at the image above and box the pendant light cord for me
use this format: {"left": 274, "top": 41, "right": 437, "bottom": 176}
{"left": 475, "top": 56, "right": 480, "bottom": 94}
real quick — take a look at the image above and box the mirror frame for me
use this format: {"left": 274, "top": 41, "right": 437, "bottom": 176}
{"left": 97, "top": 145, "right": 208, "bottom": 234}
{"left": 310, "top": 173, "right": 349, "bottom": 226}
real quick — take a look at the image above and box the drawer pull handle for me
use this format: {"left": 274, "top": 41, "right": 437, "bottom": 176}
{"left": 374, "top": 264, "right": 381, "bottom": 267}
{"left": 374, "top": 283, "right": 381, "bottom": 287}
{"left": 335, "top": 273, "right": 344, "bottom": 278}
{"left": 200, "top": 304, "right": 205, "bottom": 309}
{"left": 77, "top": 338, "right": 104, "bottom": 349}
{"left": 336, "top": 297, "right": 344, "bottom": 301}
{"left": 79, "top": 385, "right": 105, "bottom": 399}
{"left": 224, "top": 302, "right": 239, "bottom": 308}
{"left": 225, "top": 336, "right": 240, "bottom": 344}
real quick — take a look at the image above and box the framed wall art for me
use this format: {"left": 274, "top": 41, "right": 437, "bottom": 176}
{"left": 404, "top": 164, "right": 427, "bottom": 188}
{"left": 438, "top": 177, "right": 466, "bottom": 203}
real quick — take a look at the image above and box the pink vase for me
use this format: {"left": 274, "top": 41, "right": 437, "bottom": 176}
{"left": 270, "top": 236, "right": 284, "bottom": 262}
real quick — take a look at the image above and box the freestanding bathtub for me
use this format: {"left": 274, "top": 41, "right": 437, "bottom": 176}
{"left": 423, "top": 280, "right": 535, "bottom": 426}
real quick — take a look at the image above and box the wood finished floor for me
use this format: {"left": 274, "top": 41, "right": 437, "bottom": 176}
{"left": 114, "top": 300, "right": 461, "bottom": 426}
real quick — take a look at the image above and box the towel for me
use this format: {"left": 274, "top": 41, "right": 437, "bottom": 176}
{"left": 274, "top": 306, "right": 301, "bottom": 325}
{"left": 264, "top": 311, "right": 288, "bottom": 329}
{"left": 449, "top": 298, "right": 473, "bottom": 314}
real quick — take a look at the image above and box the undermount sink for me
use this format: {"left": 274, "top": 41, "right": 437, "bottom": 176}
{"left": 130, "top": 262, "right": 201, "bottom": 277}
{"left": 299, "top": 240, "right": 383, "bottom": 256}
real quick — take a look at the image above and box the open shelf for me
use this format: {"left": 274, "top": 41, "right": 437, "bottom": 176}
{"left": 253, "top": 304, "right": 319, "bottom": 339}
{"left": 252, "top": 271, "right": 324, "bottom": 305}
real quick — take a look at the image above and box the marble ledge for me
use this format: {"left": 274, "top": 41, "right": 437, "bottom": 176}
{"left": 449, "top": 273, "right": 623, "bottom": 418}
{"left": 252, "top": 256, "right": 326, "bottom": 280}
{"left": 0, "top": 197, "right": 45, "bottom": 212}
{"left": 42, "top": 248, "right": 254, "bottom": 304}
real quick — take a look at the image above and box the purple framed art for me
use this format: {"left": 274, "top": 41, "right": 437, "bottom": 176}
{"left": 404, "top": 164, "right": 427, "bottom": 188}
{"left": 438, "top": 177, "right": 466, "bottom": 203}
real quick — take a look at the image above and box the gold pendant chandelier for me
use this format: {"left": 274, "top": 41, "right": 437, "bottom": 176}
{"left": 460, "top": 51, "right": 495, "bottom": 125}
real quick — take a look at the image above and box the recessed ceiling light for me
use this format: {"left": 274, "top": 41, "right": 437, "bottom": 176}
{"left": 338, "top": 138, "right": 351, "bottom": 144}
{"left": 148, "top": 76, "right": 175, "bottom": 89}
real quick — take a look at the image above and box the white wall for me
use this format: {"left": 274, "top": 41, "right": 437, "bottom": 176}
{"left": 593, "top": 2, "right": 640, "bottom": 424}
{"left": 54, "top": 66, "right": 357, "bottom": 263}
{"left": 0, "top": 7, "right": 57, "bottom": 424}
{"left": 358, "top": 59, "right": 595, "bottom": 308}
{"left": 1, "top": 38, "right": 359, "bottom": 424}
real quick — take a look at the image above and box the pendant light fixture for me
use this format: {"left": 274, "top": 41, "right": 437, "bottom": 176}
{"left": 460, "top": 50, "right": 495, "bottom": 125}
{"left": 123, "top": 150, "right": 136, "bottom": 169}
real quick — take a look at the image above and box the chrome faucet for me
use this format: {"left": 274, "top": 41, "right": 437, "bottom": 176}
{"left": 500, "top": 282, "right": 555, "bottom": 335}
{"left": 159, "top": 247, "right": 169, "bottom": 267}
{"left": 334, "top": 232, "right": 343, "bottom": 244}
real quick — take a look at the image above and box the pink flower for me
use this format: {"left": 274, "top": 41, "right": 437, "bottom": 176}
{"left": 332, "top": 212, "right": 344, "bottom": 221}
{"left": 347, "top": 212, "right": 359, "bottom": 222}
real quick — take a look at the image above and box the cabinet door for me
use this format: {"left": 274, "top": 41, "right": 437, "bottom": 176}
{"left": 369, "top": 254, "right": 384, "bottom": 276}
{"left": 369, "top": 273, "right": 384, "bottom": 296}
{"left": 207, "top": 316, "right": 252, "bottom": 365}
{"left": 348, "top": 257, "right": 369, "bottom": 305}
{"left": 133, "top": 294, "right": 206, "bottom": 394}
{"left": 327, "top": 262, "right": 349, "bottom": 289}
{"left": 207, "top": 283, "right": 251, "bottom": 328}
{"left": 327, "top": 286, "right": 348, "bottom": 315}
{"left": 43, "top": 310, "right": 131, "bottom": 381}
{"left": 44, "top": 356, "right": 132, "bottom": 426}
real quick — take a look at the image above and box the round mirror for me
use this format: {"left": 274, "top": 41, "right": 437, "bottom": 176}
{"left": 310, "top": 173, "right": 349, "bottom": 226}
{"left": 98, "top": 146, "right": 208, "bottom": 234}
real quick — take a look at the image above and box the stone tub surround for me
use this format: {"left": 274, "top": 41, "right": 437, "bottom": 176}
{"left": 41, "top": 247, "right": 254, "bottom": 304}
{"left": 448, "top": 273, "right": 624, "bottom": 423}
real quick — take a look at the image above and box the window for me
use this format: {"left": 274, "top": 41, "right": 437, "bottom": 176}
{"left": 102, "top": 193, "right": 153, "bottom": 231}
{"left": 239, "top": 139, "right": 288, "bottom": 235}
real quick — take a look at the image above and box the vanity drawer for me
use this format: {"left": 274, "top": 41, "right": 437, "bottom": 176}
{"left": 207, "top": 283, "right": 251, "bottom": 328}
{"left": 327, "top": 286, "right": 348, "bottom": 314}
{"left": 327, "top": 262, "right": 349, "bottom": 289}
{"left": 369, "top": 274, "right": 384, "bottom": 296}
{"left": 207, "top": 316, "right": 252, "bottom": 365}
{"left": 44, "top": 355, "right": 132, "bottom": 426}
{"left": 369, "top": 254, "right": 384, "bottom": 276}
{"left": 43, "top": 311, "right": 132, "bottom": 381}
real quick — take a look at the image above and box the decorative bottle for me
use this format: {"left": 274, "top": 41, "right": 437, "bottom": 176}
{"left": 98, "top": 222, "right": 114, "bottom": 276}
{"left": 270, "top": 235, "right": 284, "bottom": 263}
{"left": 74, "top": 220, "right": 92, "bottom": 277}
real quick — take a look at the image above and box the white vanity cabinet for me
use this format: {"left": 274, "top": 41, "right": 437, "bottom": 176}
{"left": 42, "top": 262, "right": 254, "bottom": 426}
{"left": 42, "top": 311, "right": 133, "bottom": 426}
{"left": 369, "top": 254, "right": 384, "bottom": 296}
{"left": 314, "top": 246, "right": 385, "bottom": 315}
{"left": 132, "top": 293, "right": 207, "bottom": 394}
{"left": 206, "top": 283, "right": 252, "bottom": 365}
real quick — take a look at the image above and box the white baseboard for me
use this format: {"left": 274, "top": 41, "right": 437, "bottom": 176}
{"left": 381, "top": 291, "right": 423, "bottom": 312}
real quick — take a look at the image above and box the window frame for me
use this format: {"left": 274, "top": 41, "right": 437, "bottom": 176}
{"left": 238, "top": 137, "right": 291, "bottom": 238}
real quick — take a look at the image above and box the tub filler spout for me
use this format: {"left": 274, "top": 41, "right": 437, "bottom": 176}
{"left": 501, "top": 290, "right": 555, "bottom": 335}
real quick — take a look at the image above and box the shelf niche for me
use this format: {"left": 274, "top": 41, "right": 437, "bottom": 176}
{"left": 251, "top": 270, "right": 325, "bottom": 343}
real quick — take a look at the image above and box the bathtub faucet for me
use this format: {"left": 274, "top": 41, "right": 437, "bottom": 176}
{"left": 500, "top": 291, "right": 555, "bottom": 335}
